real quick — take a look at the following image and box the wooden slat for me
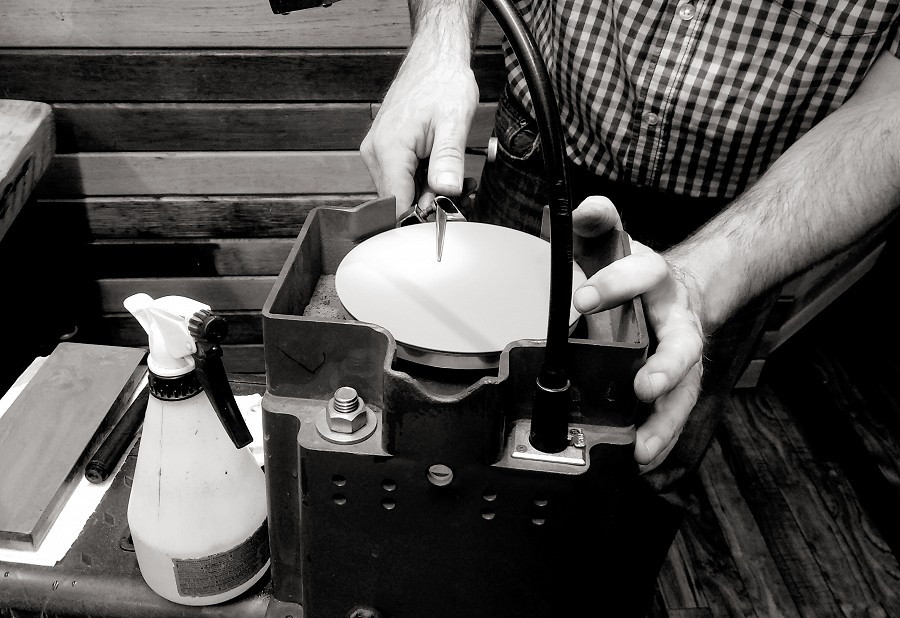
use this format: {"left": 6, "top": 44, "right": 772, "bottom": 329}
{"left": 0, "top": 0, "right": 503, "bottom": 48}
{"left": 0, "top": 49, "right": 506, "bottom": 103}
{"left": 52, "top": 102, "right": 497, "bottom": 152}
{"left": 35, "top": 151, "right": 487, "bottom": 197}
{"left": 34, "top": 195, "right": 367, "bottom": 239}
{"left": 53, "top": 103, "right": 372, "bottom": 152}
{"left": 95, "top": 311, "right": 264, "bottom": 347}
{"left": 97, "top": 277, "right": 276, "bottom": 313}
{"left": 82, "top": 238, "right": 295, "bottom": 277}
{"left": 221, "top": 344, "right": 265, "bottom": 374}
{"left": 38, "top": 151, "right": 373, "bottom": 195}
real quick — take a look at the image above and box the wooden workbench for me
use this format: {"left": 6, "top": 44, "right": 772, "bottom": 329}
{"left": 0, "top": 99, "right": 54, "bottom": 243}
{"left": 0, "top": 377, "right": 272, "bottom": 618}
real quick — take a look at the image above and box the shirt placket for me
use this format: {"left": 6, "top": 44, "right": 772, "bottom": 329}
{"left": 628, "top": 0, "right": 708, "bottom": 188}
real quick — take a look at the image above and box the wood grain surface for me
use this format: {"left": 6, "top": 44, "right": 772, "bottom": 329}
{"left": 95, "top": 312, "right": 264, "bottom": 347}
{"left": 0, "top": 50, "right": 506, "bottom": 103}
{"left": 35, "top": 152, "right": 487, "bottom": 197}
{"left": 0, "top": 0, "right": 503, "bottom": 48}
{"left": 694, "top": 440, "right": 801, "bottom": 616}
{"left": 97, "top": 277, "right": 276, "bottom": 313}
{"left": 0, "top": 100, "right": 55, "bottom": 242}
{"left": 655, "top": 247, "right": 900, "bottom": 618}
{"left": 0, "top": 343, "right": 146, "bottom": 550}
{"left": 33, "top": 195, "right": 368, "bottom": 239}
{"left": 82, "top": 239, "right": 296, "bottom": 277}
{"left": 50, "top": 102, "right": 498, "bottom": 152}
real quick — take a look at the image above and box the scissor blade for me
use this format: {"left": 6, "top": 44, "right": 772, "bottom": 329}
{"left": 436, "top": 202, "right": 447, "bottom": 262}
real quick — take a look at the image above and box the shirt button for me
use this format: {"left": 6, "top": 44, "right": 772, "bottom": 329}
{"left": 678, "top": 3, "right": 696, "bottom": 20}
{"left": 643, "top": 112, "right": 660, "bottom": 126}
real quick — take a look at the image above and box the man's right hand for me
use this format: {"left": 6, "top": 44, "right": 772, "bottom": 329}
{"left": 360, "top": 36, "right": 479, "bottom": 217}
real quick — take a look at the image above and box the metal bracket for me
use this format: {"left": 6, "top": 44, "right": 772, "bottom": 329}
{"left": 396, "top": 195, "right": 467, "bottom": 228}
{"left": 510, "top": 421, "right": 587, "bottom": 466}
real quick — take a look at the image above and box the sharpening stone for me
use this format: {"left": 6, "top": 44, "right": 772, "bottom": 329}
{"left": 0, "top": 343, "right": 146, "bottom": 551}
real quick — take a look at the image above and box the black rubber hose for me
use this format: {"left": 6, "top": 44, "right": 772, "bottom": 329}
{"left": 481, "top": 0, "right": 573, "bottom": 451}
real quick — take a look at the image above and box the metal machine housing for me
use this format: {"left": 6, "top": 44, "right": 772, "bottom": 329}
{"left": 261, "top": 197, "right": 650, "bottom": 617}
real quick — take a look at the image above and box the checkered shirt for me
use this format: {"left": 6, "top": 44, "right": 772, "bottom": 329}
{"left": 502, "top": 0, "right": 900, "bottom": 199}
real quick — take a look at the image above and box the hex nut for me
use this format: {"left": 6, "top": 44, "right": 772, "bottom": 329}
{"left": 326, "top": 395, "right": 368, "bottom": 434}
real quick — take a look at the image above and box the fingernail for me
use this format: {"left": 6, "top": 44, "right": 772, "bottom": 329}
{"left": 436, "top": 172, "right": 461, "bottom": 192}
{"left": 573, "top": 286, "right": 601, "bottom": 312}
{"left": 646, "top": 372, "right": 668, "bottom": 397}
{"left": 643, "top": 436, "right": 662, "bottom": 459}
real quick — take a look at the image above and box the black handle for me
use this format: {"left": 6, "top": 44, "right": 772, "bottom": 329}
{"left": 190, "top": 311, "right": 253, "bottom": 449}
{"left": 85, "top": 385, "right": 150, "bottom": 484}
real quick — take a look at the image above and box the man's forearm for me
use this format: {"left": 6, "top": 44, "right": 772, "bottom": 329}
{"left": 666, "top": 54, "right": 900, "bottom": 333}
{"left": 408, "top": 0, "right": 484, "bottom": 52}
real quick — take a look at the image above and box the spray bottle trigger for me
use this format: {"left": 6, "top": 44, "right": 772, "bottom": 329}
{"left": 190, "top": 310, "right": 253, "bottom": 449}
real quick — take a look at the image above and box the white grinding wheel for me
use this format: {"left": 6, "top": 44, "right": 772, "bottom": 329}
{"left": 335, "top": 222, "right": 586, "bottom": 370}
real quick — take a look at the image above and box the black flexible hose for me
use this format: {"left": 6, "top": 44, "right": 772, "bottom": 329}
{"left": 481, "top": 0, "right": 573, "bottom": 451}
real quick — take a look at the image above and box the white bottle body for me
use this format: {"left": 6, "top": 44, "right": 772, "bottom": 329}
{"left": 128, "top": 389, "right": 269, "bottom": 606}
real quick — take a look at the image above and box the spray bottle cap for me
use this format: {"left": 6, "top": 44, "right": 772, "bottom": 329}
{"left": 124, "top": 294, "right": 208, "bottom": 377}
{"left": 124, "top": 293, "right": 253, "bottom": 449}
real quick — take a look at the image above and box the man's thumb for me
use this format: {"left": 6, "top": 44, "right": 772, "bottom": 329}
{"left": 427, "top": 124, "right": 467, "bottom": 196}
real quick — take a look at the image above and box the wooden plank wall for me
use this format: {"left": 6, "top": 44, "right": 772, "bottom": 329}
{"left": 0, "top": 0, "right": 505, "bottom": 372}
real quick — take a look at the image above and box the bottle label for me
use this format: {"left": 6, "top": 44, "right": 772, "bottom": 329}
{"left": 173, "top": 520, "right": 270, "bottom": 597}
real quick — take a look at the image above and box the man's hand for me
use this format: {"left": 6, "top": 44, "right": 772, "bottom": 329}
{"left": 571, "top": 197, "right": 705, "bottom": 473}
{"left": 360, "top": 34, "right": 479, "bottom": 217}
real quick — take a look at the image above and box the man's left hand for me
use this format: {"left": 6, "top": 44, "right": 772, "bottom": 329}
{"left": 572, "top": 197, "right": 705, "bottom": 474}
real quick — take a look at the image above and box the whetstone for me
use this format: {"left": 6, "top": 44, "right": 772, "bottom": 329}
{"left": 0, "top": 99, "right": 55, "bottom": 244}
{"left": 0, "top": 342, "right": 146, "bottom": 550}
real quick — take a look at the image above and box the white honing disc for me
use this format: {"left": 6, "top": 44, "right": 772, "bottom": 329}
{"left": 335, "top": 222, "right": 586, "bottom": 369}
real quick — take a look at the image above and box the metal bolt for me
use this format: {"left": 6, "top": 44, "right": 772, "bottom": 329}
{"left": 326, "top": 387, "right": 367, "bottom": 434}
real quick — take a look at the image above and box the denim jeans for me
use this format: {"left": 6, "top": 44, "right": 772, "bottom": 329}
{"left": 469, "top": 87, "right": 779, "bottom": 615}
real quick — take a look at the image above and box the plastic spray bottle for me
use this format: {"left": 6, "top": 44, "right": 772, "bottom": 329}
{"left": 124, "top": 293, "right": 270, "bottom": 605}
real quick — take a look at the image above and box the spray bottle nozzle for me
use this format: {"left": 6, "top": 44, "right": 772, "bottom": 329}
{"left": 124, "top": 294, "right": 253, "bottom": 450}
{"left": 189, "top": 309, "right": 228, "bottom": 344}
